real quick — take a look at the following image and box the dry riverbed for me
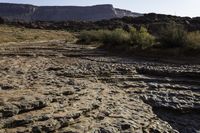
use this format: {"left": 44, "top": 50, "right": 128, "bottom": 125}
{"left": 0, "top": 41, "right": 200, "bottom": 133}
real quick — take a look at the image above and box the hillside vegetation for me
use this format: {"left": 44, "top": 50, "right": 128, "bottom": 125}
{"left": 0, "top": 25, "right": 74, "bottom": 44}
{"left": 78, "top": 22, "right": 200, "bottom": 56}
{"left": 78, "top": 27, "right": 155, "bottom": 49}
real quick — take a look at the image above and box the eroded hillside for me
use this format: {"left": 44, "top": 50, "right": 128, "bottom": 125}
{"left": 0, "top": 3, "right": 141, "bottom": 22}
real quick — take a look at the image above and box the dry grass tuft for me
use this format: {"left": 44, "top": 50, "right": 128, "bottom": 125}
{"left": 0, "top": 25, "right": 75, "bottom": 44}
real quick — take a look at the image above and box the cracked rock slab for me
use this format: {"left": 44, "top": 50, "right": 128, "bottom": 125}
{"left": 0, "top": 42, "right": 199, "bottom": 133}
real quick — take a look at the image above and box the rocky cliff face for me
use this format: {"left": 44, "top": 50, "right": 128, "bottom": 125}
{"left": 0, "top": 3, "right": 36, "bottom": 21}
{"left": 115, "top": 8, "right": 142, "bottom": 18}
{"left": 0, "top": 3, "right": 141, "bottom": 22}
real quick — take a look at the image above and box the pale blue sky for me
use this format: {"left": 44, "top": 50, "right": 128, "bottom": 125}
{"left": 0, "top": 0, "right": 199, "bottom": 17}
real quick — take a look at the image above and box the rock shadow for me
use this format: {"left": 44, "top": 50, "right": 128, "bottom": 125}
{"left": 152, "top": 108, "right": 200, "bottom": 133}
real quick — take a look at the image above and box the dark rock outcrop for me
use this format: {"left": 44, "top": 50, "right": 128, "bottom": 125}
{"left": 115, "top": 8, "right": 142, "bottom": 18}
{"left": 5, "top": 13, "right": 200, "bottom": 33}
{"left": 0, "top": 3, "right": 141, "bottom": 22}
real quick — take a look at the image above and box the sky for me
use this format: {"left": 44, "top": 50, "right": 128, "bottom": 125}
{"left": 0, "top": 0, "right": 199, "bottom": 17}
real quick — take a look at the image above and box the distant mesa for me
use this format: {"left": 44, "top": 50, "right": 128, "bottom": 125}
{"left": 0, "top": 3, "right": 142, "bottom": 22}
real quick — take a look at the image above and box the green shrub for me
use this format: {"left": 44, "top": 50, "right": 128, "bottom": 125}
{"left": 137, "top": 27, "right": 155, "bottom": 49}
{"left": 130, "top": 27, "right": 155, "bottom": 49}
{"left": 78, "top": 30, "right": 110, "bottom": 44}
{"left": 77, "top": 27, "right": 155, "bottom": 50}
{"left": 102, "top": 29, "right": 130, "bottom": 46}
{"left": 186, "top": 31, "right": 200, "bottom": 49}
{"left": 129, "top": 27, "right": 138, "bottom": 45}
{"left": 78, "top": 30, "right": 99, "bottom": 43}
{"left": 78, "top": 29, "right": 130, "bottom": 47}
{"left": 159, "top": 22, "right": 187, "bottom": 48}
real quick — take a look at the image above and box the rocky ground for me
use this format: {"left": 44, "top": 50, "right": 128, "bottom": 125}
{"left": 0, "top": 41, "right": 200, "bottom": 133}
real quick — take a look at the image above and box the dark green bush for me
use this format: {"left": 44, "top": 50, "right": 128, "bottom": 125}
{"left": 78, "top": 30, "right": 110, "bottom": 44}
{"left": 102, "top": 29, "right": 130, "bottom": 46}
{"left": 159, "top": 22, "right": 187, "bottom": 48}
{"left": 78, "top": 29, "right": 131, "bottom": 47}
{"left": 77, "top": 25, "right": 200, "bottom": 56}
{"left": 78, "top": 27, "right": 155, "bottom": 50}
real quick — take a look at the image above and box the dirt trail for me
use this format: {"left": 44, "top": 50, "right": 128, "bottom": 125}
{"left": 0, "top": 41, "right": 200, "bottom": 133}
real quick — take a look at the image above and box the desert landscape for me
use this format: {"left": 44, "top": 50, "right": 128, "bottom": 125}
{"left": 0, "top": 39, "right": 200, "bottom": 133}
{"left": 0, "top": 2, "right": 200, "bottom": 133}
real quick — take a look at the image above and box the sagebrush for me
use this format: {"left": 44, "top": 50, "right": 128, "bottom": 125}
{"left": 78, "top": 26, "right": 155, "bottom": 50}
